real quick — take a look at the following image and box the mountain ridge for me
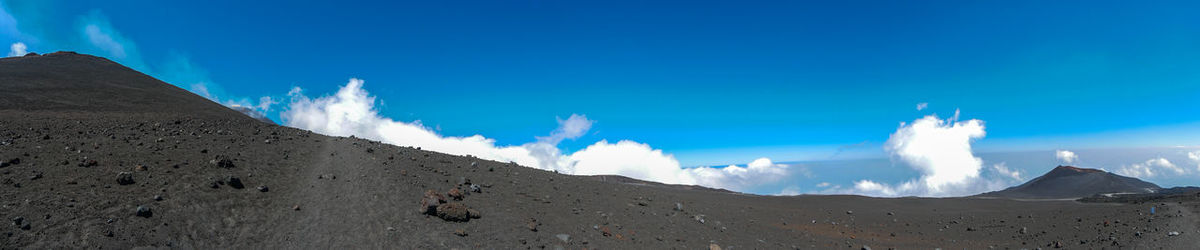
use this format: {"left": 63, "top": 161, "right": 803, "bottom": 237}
{"left": 977, "top": 165, "right": 1161, "bottom": 199}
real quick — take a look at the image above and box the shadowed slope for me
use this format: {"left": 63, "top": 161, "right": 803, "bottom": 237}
{"left": 0, "top": 52, "right": 249, "bottom": 120}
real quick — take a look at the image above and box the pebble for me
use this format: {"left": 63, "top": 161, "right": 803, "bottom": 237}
{"left": 135, "top": 205, "right": 153, "bottom": 218}
{"left": 226, "top": 176, "right": 244, "bottom": 189}
{"left": 257, "top": 185, "right": 269, "bottom": 192}
{"left": 1168, "top": 231, "right": 1181, "bottom": 236}
{"left": 555, "top": 234, "right": 571, "bottom": 243}
{"left": 116, "top": 172, "right": 135, "bottom": 185}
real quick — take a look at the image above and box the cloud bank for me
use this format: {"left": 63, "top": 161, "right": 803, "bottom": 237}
{"left": 282, "top": 79, "right": 795, "bottom": 192}
{"left": 1056, "top": 150, "right": 1077, "bottom": 164}
{"left": 1116, "top": 158, "right": 1182, "bottom": 178}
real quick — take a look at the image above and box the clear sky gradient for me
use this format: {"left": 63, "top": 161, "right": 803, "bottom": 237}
{"left": 3, "top": 1, "right": 1198, "bottom": 195}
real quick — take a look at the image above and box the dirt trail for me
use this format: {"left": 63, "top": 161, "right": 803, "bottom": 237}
{"left": 272, "top": 139, "right": 395, "bottom": 248}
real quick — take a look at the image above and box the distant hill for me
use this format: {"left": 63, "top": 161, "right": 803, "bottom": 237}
{"left": 977, "top": 166, "right": 1160, "bottom": 199}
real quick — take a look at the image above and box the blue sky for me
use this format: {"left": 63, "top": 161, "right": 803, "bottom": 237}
{"left": 3, "top": 0, "right": 1199, "bottom": 195}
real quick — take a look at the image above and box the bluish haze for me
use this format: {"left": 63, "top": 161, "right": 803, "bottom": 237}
{"left": 2, "top": 0, "right": 1198, "bottom": 195}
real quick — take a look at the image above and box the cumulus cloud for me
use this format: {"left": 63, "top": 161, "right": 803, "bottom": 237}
{"left": 7, "top": 42, "right": 25, "bottom": 56}
{"left": 1116, "top": 158, "right": 1182, "bottom": 178}
{"left": 884, "top": 114, "right": 985, "bottom": 192}
{"left": 915, "top": 102, "right": 928, "bottom": 111}
{"left": 846, "top": 112, "right": 1016, "bottom": 197}
{"left": 1056, "top": 150, "right": 1077, "bottom": 164}
{"left": 282, "top": 79, "right": 795, "bottom": 192}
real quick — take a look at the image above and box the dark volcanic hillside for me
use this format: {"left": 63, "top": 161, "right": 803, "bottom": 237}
{"left": 2, "top": 53, "right": 1198, "bottom": 248}
{"left": 978, "top": 166, "right": 1161, "bottom": 199}
{"left": 0, "top": 52, "right": 248, "bottom": 119}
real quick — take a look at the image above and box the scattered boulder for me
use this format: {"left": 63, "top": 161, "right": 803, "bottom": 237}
{"left": 469, "top": 184, "right": 482, "bottom": 193}
{"left": 135, "top": 206, "right": 153, "bottom": 218}
{"left": 257, "top": 185, "right": 269, "bottom": 192}
{"left": 420, "top": 190, "right": 446, "bottom": 215}
{"left": 1168, "top": 231, "right": 1181, "bottom": 236}
{"left": 454, "top": 228, "right": 468, "bottom": 237}
{"left": 116, "top": 172, "right": 135, "bottom": 185}
{"left": 447, "top": 188, "right": 464, "bottom": 201}
{"left": 435, "top": 202, "right": 480, "bottom": 222}
{"left": 153, "top": 195, "right": 163, "bottom": 201}
{"left": 674, "top": 202, "right": 684, "bottom": 211}
{"left": 555, "top": 234, "right": 571, "bottom": 244}
{"left": 135, "top": 165, "right": 148, "bottom": 171}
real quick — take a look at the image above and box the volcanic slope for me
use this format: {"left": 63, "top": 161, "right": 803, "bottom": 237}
{"left": 2, "top": 52, "right": 1198, "bottom": 249}
{"left": 978, "top": 166, "right": 1161, "bottom": 199}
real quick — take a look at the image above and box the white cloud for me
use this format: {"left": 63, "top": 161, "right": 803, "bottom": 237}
{"left": 915, "top": 102, "right": 928, "bottom": 111}
{"left": 991, "top": 162, "right": 1023, "bottom": 181}
{"left": 1116, "top": 157, "right": 1182, "bottom": 178}
{"left": 7, "top": 42, "right": 26, "bottom": 56}
{"left": 282, "top": 79, "right": 795, "bottom": 192}
{"left": 815, "top": 182, "right": 831, "bottom": 188}
{"left": 535, "top": 114, "right": 592, "bottom": 145}
{"left": 1188, "top": 151, "right": 1200, "bottom": 172}
{"left": 256, "top": 96, "right": 277, "bottom": 112}
{"left": 1056, "top": 150, "right": 1077, "bottom": 164}
{"left": 844, "top": 112, "right": 1017, "bottom": 197}
{"left": 775, "top": 186, "right": 803, "bottom": 196}
{"left": 883, "top": 114, "right": 985, "bottom": 193}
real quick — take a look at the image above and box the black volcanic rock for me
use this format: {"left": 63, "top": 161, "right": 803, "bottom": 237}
{"left": 979, "top": 166, "right": 1160, "bottom": 199}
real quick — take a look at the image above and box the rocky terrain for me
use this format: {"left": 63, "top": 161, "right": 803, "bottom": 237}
{"left": 2, "top": 52, "right": 1198, "bottom": 249}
